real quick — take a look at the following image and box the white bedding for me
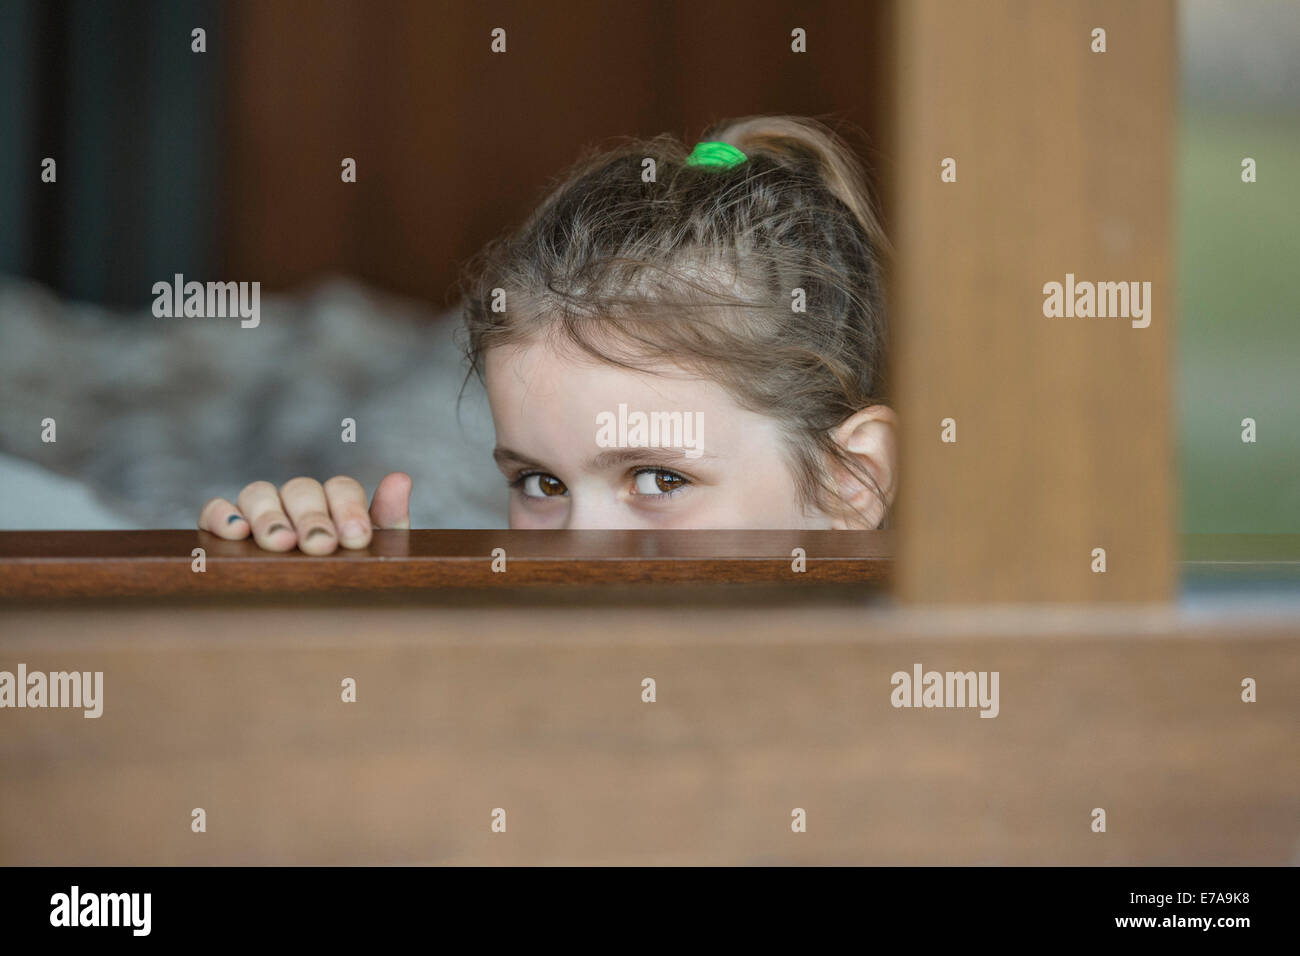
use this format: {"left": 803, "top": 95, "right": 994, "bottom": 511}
{"left": 0, "top": 451, "right": 140, "bottom": 529}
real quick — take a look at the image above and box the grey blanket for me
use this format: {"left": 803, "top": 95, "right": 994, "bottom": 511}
{"left": 0, "top": 276, "right": 508, "bottom": 529}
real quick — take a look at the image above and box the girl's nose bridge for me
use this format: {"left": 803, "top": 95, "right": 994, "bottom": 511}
{"left": 564, "top": 482, "right": 625, "bottom": 530}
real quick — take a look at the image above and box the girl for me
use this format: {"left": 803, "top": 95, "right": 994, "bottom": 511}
{"left": 197, "top": 116, "right": 897, "bottom": 552}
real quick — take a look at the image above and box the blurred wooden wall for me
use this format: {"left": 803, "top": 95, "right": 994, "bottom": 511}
{"left": 218, "top": 0, "right": 892, "bottom": 309}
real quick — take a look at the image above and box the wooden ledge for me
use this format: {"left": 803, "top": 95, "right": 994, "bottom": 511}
{"left": 0, "top": 530, "right": 892, "bottom": 598}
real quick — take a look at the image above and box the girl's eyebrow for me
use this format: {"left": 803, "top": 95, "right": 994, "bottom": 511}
{"left": 589, "top": 448, "right": 715, "bottom": 469}
{"left": 494, "top": 445, "right": 715, "bottom": 473}
{"left": 492, "top": 447, "right": 547, "bottom": 471}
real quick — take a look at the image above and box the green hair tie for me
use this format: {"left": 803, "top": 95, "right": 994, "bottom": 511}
{"left": 685, "top": 141, "right": 747, "bottom": 169}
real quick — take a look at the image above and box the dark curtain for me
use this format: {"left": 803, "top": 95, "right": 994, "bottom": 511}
{"left": 0, "top": 0, "right": 220, "bottom": 309}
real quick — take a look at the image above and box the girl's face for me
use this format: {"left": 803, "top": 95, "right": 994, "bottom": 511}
{"left": 484, "top": 338, "right": 829, "bottom": 529}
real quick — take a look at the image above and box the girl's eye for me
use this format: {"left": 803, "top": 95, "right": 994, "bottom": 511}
{"left": 633, "top": 469, "right": 688, "bottom": 496}
{"left": 519, "top": 473, "right": 568, "bottom": 498}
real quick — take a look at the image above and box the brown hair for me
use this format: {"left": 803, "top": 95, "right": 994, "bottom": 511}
{"left": 459, "top": 114, "right": 890, "bottom": 522}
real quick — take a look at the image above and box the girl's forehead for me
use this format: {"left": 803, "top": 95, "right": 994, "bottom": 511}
{"left": 483, "top": 339, "right": 780, "bottom": 450}
{"left": 484, "top": 339, "right": 714, "bottom": 401}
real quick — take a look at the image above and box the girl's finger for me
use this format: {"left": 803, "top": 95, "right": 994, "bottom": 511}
{"left": 237, "top": 480, "right": 298, "bottom": 552}
{"left": 198, "top": 497, "right": 250, "bottom": 539}
{"left": 324, "top": 475, "right": 373, "bottom": 549}
{"left": 278, "top": 476, "right": 337, "bottom": 555}
{"left": 369, "top": 471, "right": 413, "bottom": 530}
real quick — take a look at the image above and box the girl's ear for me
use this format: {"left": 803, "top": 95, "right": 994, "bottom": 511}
{"left": 828, "top": 405, "right": 898, "bottom": 530}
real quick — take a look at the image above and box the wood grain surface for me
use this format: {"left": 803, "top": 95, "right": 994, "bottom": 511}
{"left": 1, "top": 601, "right": 1295, "bottom": 865}
{"left": 890, "top": 0, "right": 1177, "bottom": 603}
{"left": 0, "top": 530, "right": 892, "bottom": 597}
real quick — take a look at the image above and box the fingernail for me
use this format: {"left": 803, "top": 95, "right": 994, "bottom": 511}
{"left": 267, "top": 523, "right": 290, "bottom": 535}
{"left": 306, "top": 527, "right": 333, "bottom": 541}
{"left": 341, "top": 520, "right": 367, "bottom": 543}
{"left": 227, "top": 514, "right": 244, "bottom": 525}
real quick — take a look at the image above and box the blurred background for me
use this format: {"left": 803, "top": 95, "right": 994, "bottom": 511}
{"left": 0, "top": 0, "right": 1295, "bottom": 539}
{"left": 1178, "top": 0, "right": 1300, "bottom": 535}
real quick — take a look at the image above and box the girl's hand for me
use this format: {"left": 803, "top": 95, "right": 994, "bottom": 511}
{"left": 198, "top": 472, "right": 412, "bottom": 555}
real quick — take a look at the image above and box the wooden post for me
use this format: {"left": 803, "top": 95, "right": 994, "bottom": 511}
{"left": 889, "top": 0, "right": 1177, "bottom": 602}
